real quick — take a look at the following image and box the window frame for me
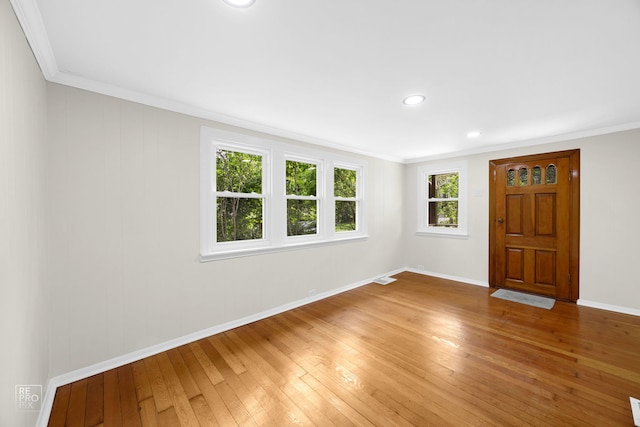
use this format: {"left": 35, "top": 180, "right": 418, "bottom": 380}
{"left": 201, "top": 127, "right": 368, "bottom": 261}
{"left": 202, "top": 139, "right": 273, "bottom": 256}
{"left": 417, "top": 161, "right": 468, "bottom": 237}
{"left": 284, "top": 154, "right": 322, "bottom": 240}
{"left": 333, "top": 163, "right": 363, "bottom": 234}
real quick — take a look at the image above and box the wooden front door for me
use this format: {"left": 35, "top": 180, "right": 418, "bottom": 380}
{"left": 489, "top": 150, "right": 580, "bottom": 301}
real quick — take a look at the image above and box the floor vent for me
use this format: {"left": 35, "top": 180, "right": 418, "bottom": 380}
{"left": 373, "top": 276, "right": 397, "bottom": 285}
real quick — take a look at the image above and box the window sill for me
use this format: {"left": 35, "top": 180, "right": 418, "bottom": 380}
{"left": 415, "top": 230, "right": 469, "bottom": 239}
{"left": 200, "top": 235, "right": 369, "bottom": 262}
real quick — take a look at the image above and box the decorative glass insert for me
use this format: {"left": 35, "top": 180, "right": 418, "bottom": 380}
{"left": 519, "top": 168, "right": 528, "bottom": 186}
{"left": 546, "top": 164, "right": 557, "bottom": 184}
{"left": 532, "top": 166, "right": 542, "bottom": 185}
{"left": 507, "top": 169, "right": 516, "bottom": 187}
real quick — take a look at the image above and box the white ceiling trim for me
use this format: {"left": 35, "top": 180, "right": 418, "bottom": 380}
{"left": 50, "top": 71, "right": 405, "bottom": 163}
{"left": 406, "top": 121, "right": 640, "bottom": 164}
{"left": 10, "top": 0, "right": 57, "bottom": 79}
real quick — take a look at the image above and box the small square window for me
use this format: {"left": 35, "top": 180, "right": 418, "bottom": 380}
{"left": 417, "top": 162, "right": 468, "bottom": 237}
{"left": 428, "top": 173, "right": 459, "bottom": 228}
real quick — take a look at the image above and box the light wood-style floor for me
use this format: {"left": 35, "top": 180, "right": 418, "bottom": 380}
{"left": 48, "top": 272, "right": 640, "bottom": 426}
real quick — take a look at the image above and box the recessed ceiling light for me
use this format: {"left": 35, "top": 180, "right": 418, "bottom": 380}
{"left": 222, "top": 0, "right": 256, "bottom": 7}
{"left": 403, "top": 95, "right": 425, "bottom": 105}
{"left": 466, "top": 130, "right": 482, "bottom": 138}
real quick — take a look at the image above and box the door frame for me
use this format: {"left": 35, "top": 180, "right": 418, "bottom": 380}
{"left": 489, "top": 149, "right": 580, "bottom": 302}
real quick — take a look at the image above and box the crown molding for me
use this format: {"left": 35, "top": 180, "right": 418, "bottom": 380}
{"left": 9, "top": 0, "right": 58, "bottom": 79}
{"left": 50, "top": 71, "right": 404, "bottom": 163}
{"left": 404, "top": 121, "right": 640, "bottom": 164}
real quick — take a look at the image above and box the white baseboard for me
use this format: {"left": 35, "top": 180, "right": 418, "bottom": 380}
{"left": 404, "top": 267, "right": 490, "bottom": 288}
{"left": 577, "top": 299, "right": 640, "bottom": 317}
{"left": 36, "top": 268, "right": 403, "bottom": 426}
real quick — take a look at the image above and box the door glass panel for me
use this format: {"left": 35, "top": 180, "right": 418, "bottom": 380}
{"left": 546, "top": 164, "right": 557, "bottom": 184}
{"left": 507, "top": 169, "right": 516, "bottom": 187}
{"left": 532, "top": 166, "right": 542, "bottom": 185}
{"left": 519, "top": 168, "right": 528, "bottom": 186}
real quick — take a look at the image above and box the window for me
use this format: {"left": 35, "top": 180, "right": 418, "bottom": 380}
{"left": 428, "top": 172, "right": 459, "bottom": 227}
{"left": 417, "top": 161, "right": 468, "bottom": 237}
{"left": 201, "top": 127, "right": 367, "bottom": 260}
{"left": 286, "top": 159, "right": 319, "bottom": 236}
{"left": 334, "top": 166, "right": 359, "bottom": 232}
{"left": 216, "top": 148, "right": 264, "bottom": 242}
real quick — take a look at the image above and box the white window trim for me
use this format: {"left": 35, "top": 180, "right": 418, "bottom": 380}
{"left": 211, "top": 142, "right": 271, "bottom": 252}
{"left": 200, "top": 126, "right": 368, "bottom": 261}
{"left": 416, "top": 160, "right": 468, "bottom": 238}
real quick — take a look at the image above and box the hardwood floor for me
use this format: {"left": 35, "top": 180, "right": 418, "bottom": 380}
{"left": 47, "top": 272, "right": 640, "bottom": 426}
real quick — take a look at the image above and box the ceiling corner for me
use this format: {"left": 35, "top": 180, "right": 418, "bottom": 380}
{"left": 10, "top": 0, "right": 58, "bottom": 80}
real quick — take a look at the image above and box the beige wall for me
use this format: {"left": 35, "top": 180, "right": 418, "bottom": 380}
{"left": 404, "top": 128, "right": 640, "bottom": 311}
{"left": 0, "top": 1, "right": 49, "bottom": 426}
{"left": 46, "top": 84, "right": 405, "bottom": 376}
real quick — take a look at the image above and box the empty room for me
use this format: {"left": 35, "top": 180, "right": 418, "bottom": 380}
{"left": 2, "top": 0, "right": 640, "bottom": 425}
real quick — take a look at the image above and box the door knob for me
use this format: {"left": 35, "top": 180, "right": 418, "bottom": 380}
{"left": 497, "top": 218, "right": 504, "bottom": 223}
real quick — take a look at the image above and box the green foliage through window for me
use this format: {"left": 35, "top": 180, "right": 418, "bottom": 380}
{"left": 286, "top": 160, "right": 318, "bottom": 236}
{"left": 334, "top": 168, "right": 356, "bottom": 198}
{"left": 334, "top": 168, "right": 357, "bottom": 232}
{"left": 216, "top": 150, "right": 262, "bottom": 193}
{"left": 202, "top": 127, "right": 368, "bottom": 258}
{"left": 217, "top": 198, "right": 263, "bottom": 242}
{"left": 216, "top": 149, "right": 263, "bottom": 242}
{"left": 335, "top": 201, "right": 356, "bottom": 231}
{"left": 428, "top": 172, "right": 458, "bottom": 227}
{"left": 286, "top": 161, "right": 316, "bottom": 196}
{"left": 287, "top": 200, "right": 317, "bottom": 236}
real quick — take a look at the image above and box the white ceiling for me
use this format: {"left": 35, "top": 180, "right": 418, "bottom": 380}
{"left": 14, "top": 0, "right": 640, "bottom": 162}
